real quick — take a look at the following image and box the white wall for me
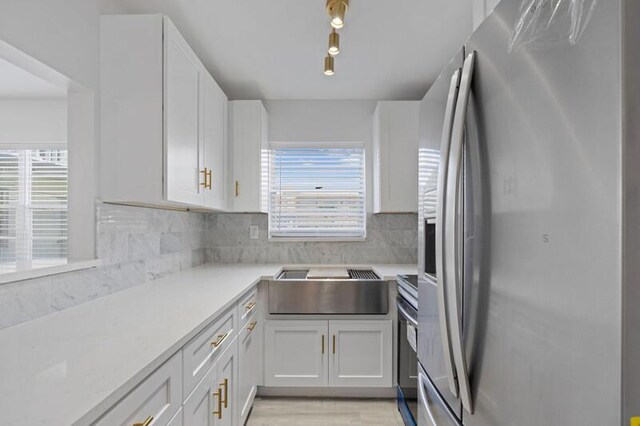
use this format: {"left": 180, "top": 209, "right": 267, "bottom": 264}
{"left": 263, "top": 100, "right": 377, "bottom": 212}
{"left": 0, "top": 0, "right": 102, "bottom": 260}
{"left": 0, "top": 99, "right": 67, "bottom": 143}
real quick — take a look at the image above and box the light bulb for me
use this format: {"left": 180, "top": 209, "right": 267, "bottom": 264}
{"left": 328, "top": 29, "right": 340, "bottom": 56}
{"left": 324, "top": 55, "right": 335, "bottom": 75}
{"left": 327, "top": 0, "right": 348, "bottom": 29}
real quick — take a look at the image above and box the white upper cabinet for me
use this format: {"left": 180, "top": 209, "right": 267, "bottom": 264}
{"left": 373, "top": 101, "right": 420, "bottom": 213}
{"left": 164, "top": 20, "right": 202, "bottom": 206}
{"left": 229, "top": 101, "right": 268, "bottom": 213}
{"left": 101, "top": 15, "right": 228, "bottom": 211}
{"left": 201, "top": 72, "right": 228, "bottom": 210}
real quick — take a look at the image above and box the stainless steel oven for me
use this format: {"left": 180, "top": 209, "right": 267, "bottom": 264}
{"left": 397, "top": 274, "right": 419, "bottom": 426}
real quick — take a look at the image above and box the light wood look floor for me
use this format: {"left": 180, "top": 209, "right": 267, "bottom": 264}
{"left": 246, "top": 397, "right": 405, "bottom": 426}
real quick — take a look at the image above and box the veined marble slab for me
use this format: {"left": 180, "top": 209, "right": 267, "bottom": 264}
{"left": 0, "top": 262, "right": 416, "bottom": 426}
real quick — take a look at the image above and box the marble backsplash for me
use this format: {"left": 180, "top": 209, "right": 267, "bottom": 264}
{"left": 205, "top": 213, "right": 418, "bottom": 264}
{"left": 0, "top": 203, "right": 207, "bottom": 330}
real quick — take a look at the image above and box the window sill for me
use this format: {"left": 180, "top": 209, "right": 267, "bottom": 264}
{"left": 268, "top": 237, "right": 367, "bottom": 243}
{"left": 0, "top": 259, "right": 101, "bottom": 285}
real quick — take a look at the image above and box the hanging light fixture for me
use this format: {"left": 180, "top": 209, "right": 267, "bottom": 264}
{"left": 327, "top": 0, "right": 348, "bottom": 29}
{"left": 328, "top": 29, "right": 340, "bottom": 56}
{"left": 324, "top": 55, "right": 335, "bottom": 75}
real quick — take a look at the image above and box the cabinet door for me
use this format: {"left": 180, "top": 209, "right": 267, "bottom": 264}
{"left": 183, "top": 364, "right": 220, "bottom": 426}
{"left": 94, "top": 352, "right": 182, "bottom": 426}
{"left": 164, "top": 18, "right": 203, "bottom": 206}
{"left": 230, "top": 101, "right": 268, "bottom": 213}
{"left": 373, "top": 101, "right": 419, "bottom": 213}
{"left": 264, "top": 321, "right": 328, "bottom": 387}
{"left": 328, "top": 320, "right": 393, "bottom": 387}
{"left": 238, "top": 316, "right": 259, "bottom": 426}
{"left": 202, "top": 72, "right": 228, "bottom": 210}
{"left": 216, "top": 338, "right": 238, "bottom": 426}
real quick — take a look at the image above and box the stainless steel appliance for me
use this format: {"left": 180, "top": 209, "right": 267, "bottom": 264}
{"left": 397, "top": 274, "right": 419, "bottom": 426}
{"left": 417, "top": 0, "right": 640, "bottom": 424}
{"left": 268, "top": 268, "right": 388, "bottom": 314}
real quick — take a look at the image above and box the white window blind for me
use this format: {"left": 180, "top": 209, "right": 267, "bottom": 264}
{"left": 0, "top": 149, "right": 68, "bottom": 272}
{"left": 269, "top": 145, "right": 366, "bottom": 239}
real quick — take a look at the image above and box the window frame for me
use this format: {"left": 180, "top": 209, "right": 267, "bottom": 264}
{"left": 267, "top": 141, "right": 367, "bottom": 242}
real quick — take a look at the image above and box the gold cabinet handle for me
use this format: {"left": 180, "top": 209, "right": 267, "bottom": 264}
{"left": 213, "top": 387, "right": 223, "bottom": 419}
{"left": 211, "top": 331, "right": 229, "bottom": 348}
{"left": 333, "top": 334, "right": 336, "bottom": 354}
{"left": 133, "top": 416, "right": 153, "bottom": 426}
{"left": 322, "top": 335, "right": 325, "bottom": 354}
{"left": 200, "top": 168, "right": 209, "bottom": 188}
{"left": 220, "top": 378, "right": 229, "bottom": 408}
{"left": 247, "top": 320, "right": 257, "bottom": 332}
{"left": 245, "top": 301, "right": 256, "bottom": 311}
{"left": 235, "top": 180, "right": 239, "bottom": 197}
{"left": 206, "top": 169, "right": 212, "bottom": 190}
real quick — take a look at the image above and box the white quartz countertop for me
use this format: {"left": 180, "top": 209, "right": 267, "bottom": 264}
{"left": 0, "top": 263, "right": 416, "bottom": 426}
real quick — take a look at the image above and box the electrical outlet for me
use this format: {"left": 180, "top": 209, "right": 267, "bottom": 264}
{"left": 249, "top": 225, "right": 259, "bottom": 240}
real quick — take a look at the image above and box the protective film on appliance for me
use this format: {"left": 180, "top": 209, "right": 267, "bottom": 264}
{"left": 508, "top": 0, "right": 599, "bottom": 53}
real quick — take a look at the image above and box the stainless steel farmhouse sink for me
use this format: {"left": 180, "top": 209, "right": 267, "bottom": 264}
{"left": 268, "top": 268, "right": 388, "bottom": 315}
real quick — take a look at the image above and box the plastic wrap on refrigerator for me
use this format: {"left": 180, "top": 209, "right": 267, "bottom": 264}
{"left": 508, "top": 0, "right": 598, "bottom": 52}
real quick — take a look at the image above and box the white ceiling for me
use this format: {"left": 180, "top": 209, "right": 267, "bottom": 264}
{"left": 106, "top": 0, "right": 473, "bottom": 100}
{"left": 0, "top": 57, "right": 67, "bottom": 99}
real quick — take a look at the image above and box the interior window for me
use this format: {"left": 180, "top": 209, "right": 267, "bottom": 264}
{"left": 0, "top": 147, "right": 68, "bottom": 272}
{"left": 269, "top": 144, "right": 366, "bottom": 239}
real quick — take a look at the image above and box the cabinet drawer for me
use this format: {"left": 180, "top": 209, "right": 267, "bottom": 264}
{"left": 183, "top": 308, "right": 236, "bottom": 400}
{"left": 237, "top": 287, "right": 258, "bottom": 326}
{"left": 94, "top": 351, "right": 182, "bottom": 426}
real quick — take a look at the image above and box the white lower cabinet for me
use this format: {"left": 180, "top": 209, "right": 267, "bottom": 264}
{"left": 183, "top": 339, "right": 237, "bottom": 426}
{"left": 183, "top": 360, "right": 220, "bottom": 426}
{"left": 238, "top": 315, "right": 260, "bottom": 426}
{"left": 264, "top": 320, "right": 392, "bottom": 389}
{"left": 264, "top": 321, "right": 328, "bottom": 387}
{"left": 94, "top": 351, "right": 183, "bottom": 426}
{"left": 329, "top": 320, "right": 393, "bottom": 387}
{"left": 216, "top": 338, "right": 238, "bottom": 426}
{"left": 167, "top": 408, "right": 183, "bottom": 426}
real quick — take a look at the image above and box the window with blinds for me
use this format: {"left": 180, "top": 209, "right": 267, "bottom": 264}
{"left": 0, "top": 148, "right": 68, "bottom": 272}
{"left": 269, "top": 145, "right": 366, "bottom": 239}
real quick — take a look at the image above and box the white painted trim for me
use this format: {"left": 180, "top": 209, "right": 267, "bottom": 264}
{"left": 257, "top": 386, "right": 396, "bottom": 398}
{"left": 0, "top": 259, "right": 100, "bottom": 285}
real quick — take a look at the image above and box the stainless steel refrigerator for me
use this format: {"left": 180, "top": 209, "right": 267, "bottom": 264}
{"left": 417, "top": 0, "right": 640, "bottom": 425}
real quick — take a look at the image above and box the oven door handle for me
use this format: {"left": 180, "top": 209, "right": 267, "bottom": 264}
{"left": 396, "top": 299, "right": 418, "bottom": 328}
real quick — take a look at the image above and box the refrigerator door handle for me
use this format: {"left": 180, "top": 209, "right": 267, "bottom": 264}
{"left": 445, "top": 51, "right": 476, "bottom": 414}
{"left": 435, "top": 68, "right": 462, "bottom": 398}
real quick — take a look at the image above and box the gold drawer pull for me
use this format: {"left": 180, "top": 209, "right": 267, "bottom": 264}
{"left": 245, "top": 301, "right": 256, "bottom": 311}
{"left": 211, "top": 331, "right": 229, "bottom": 348}
{"left": 213, "top": 387, "right": 223, "bottom": 419}
{"left": 235, "top": 180, "right": 240, "bottom": 197}
{"left": 220, "top": 378, "right": 229, "bottom": 408}
{"left": 247, "top": 320, "right": 257, "bottom": 332}
{"left": 206, "top": 168, "right": 212, "bottom": 190}
{"left": 133, "top": 416, "right": 153, "bottom": 426}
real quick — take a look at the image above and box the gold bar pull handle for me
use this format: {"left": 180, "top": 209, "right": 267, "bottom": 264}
{"left": 220, "top": 378, "right": 229, "bottom": 408}
{"left": 200, "top": 168, "right": 209, "bottom": 187}
{"left": 211, "top": 331, "right": 230, "bottom": 348}
{"left": 235, "top": 180, "right": 240, "bottom": 197}
{"left": 245, "top": 301, "right": 256, "bottom": 312}
{"left": 322, "top": 335, "right": 325, "bottom": 354}
{"left": 213, "top": 387, "right": 223, "bottom": 419}
{"left": 247, "top": 320, "right": 257, "bottom": 332}
{"left": 333, "top": 334, "right": 336, "bottom": 354}
{"left": 133, "top": 416, "right": 153, "bottom": 426}
{"left": 206, "top": 168, "right": 213, "bottom": 190}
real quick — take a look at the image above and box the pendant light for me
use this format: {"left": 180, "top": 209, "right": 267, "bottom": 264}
{"left": 327, "top": 0, "right": 348, "bottom": 29}
{"left": 324, "top": 55, "right": 335, "bottom": 75}
{"left": 328, "top": 29, "right": 340, "bottom": 56}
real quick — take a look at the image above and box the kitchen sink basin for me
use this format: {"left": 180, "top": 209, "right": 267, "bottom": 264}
{"left": 268, "top": 268, "right": 388, "bottom": 315}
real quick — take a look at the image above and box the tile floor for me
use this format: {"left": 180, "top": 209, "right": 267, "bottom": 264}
{"left": 246, "top": 397, "right": 405, "bottom": 425}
